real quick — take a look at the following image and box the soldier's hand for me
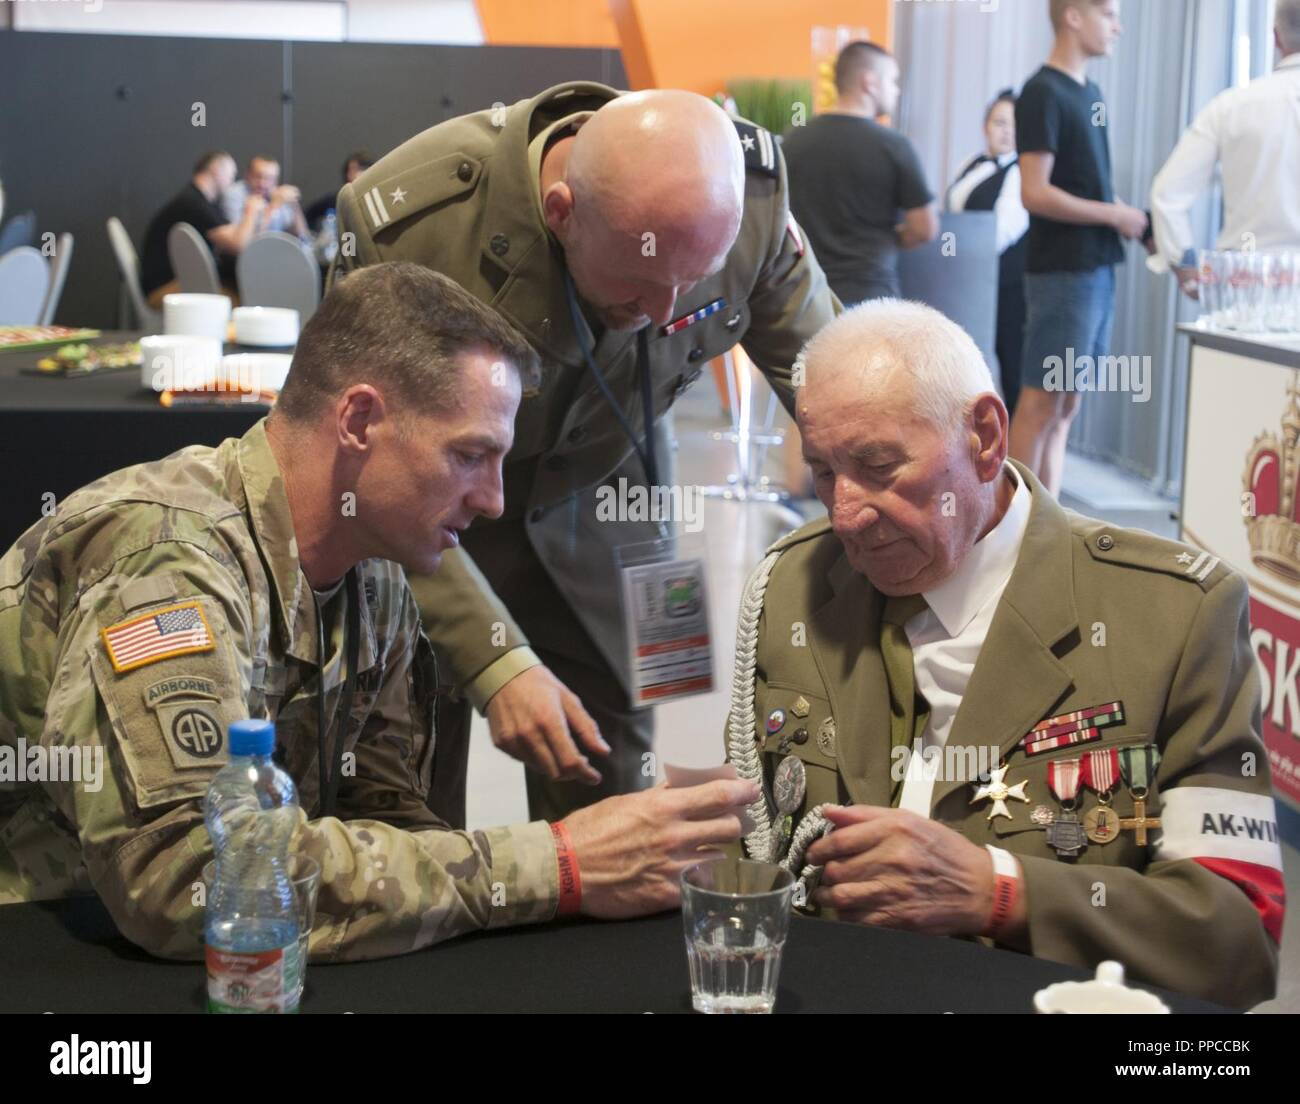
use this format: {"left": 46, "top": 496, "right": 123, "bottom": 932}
{"left": 806, "top": 805, "right": 1003, "bottom": 937}
{"left": 562, "top": 779, "right": 760, "bottom": 920}
{"left": 485, "top": 665, "right": 610, "bottom": 784}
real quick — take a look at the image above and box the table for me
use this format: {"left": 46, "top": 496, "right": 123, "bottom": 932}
{"left": 0, "top": 894, "right": 1222, "bottom": 1014}
{"left": 0, "top": 331, "right": 269, "bottom": 550}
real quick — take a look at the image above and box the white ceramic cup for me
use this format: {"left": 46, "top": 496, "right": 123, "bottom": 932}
{"left": 140, "top": 334, "right": 222, "bottom": 392}
{"left": 163, "top": 293, "right": 231, "bottom": 343}
{"left": 1034, "top": 961, "right": 1170, "bottom": 1014}
{"left": 220, "top": 352, "right": 294, "bottom": 395}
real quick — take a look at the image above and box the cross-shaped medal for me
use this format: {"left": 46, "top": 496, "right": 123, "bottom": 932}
{"left": 1119, "top": 795, "right": 1162, "bottom": 845}
{"left": 971, "top": 764, "right": 1030, "bottom": 821}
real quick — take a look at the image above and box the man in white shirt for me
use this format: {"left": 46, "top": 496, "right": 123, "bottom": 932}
{"left": 1151, "top": 0, "right": 1300, "bottom": 292}
{"left": 725, "top": 298, "right": 1283, "bottom": 1008}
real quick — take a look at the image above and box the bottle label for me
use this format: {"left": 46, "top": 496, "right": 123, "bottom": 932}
{"left": 206, "top": 943, "right": 301, "bottom": 1013}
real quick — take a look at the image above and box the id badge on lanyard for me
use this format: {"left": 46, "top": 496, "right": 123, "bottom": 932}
{"left": 615, "top": 535, "right": 715, "bottom": 709}
{"left": 564, "top": 270, "right": 717, "bottom": 708}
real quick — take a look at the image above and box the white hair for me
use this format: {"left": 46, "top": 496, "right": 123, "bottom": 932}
{"left": 1279, "top": 0, "right": 1300, "bottom": 54}
{"left": 799, "top": 298, "right": 997, "bottom": 431}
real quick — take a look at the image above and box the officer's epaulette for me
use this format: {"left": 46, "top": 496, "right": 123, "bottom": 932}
{"left": 765, "top": 515, "right": 833, "bottom": 556}
{"left": 732, "top": 118, "right": 779, "bottom": 178}
{"left": 1073, "top": 516, "right": 1231, "bottom": 591}
{"left": 351, "top": 152, "right": 482, "bottom": 236}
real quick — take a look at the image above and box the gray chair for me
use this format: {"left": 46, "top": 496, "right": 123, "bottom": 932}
{"left": 106, "top": 216, "right": 162, "bottom": 331}
{"left": 0, "top": 210, "right": 37, "bottom": 255}
{"left": 236, "top": 231, "right": 320, "bottom": 321}
{"left": 37, "top": 233, "right": 73, "bottom": 325}
{"left": 167, "top": 221, "right": 222, "bottom": 295}
{"left": 898, "top": 211, "right": 999, "bottom": 375}
{"left": 0, "top": 246, "right": 51, "bottom": 325}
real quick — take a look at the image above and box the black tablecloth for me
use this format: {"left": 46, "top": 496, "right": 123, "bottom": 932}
{"left": 0, "top": 332, "right": 268, "bottom": 549}
{"left": 0, "top": 895, "right": 1222, "bottom": 1013}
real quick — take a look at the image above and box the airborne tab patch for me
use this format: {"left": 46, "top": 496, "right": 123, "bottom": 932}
{"left": 101, "top": 601, "right": 215, "bottom": 673}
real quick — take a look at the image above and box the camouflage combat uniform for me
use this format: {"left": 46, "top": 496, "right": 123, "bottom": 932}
{"left": 0, "top": 419, "right": 559, "bottom": 960}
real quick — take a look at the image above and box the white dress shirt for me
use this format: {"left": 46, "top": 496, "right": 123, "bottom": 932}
{"left": 946, "top": 151, "right": 1030, "bottom": 256}
{"left": 1150, "top": 52, "right": 1300, "bottom": 267}
{"left": 221, "top": 180, "right": 301, "bottom": 236}
{"left": 896, "top": 466, "right": 1032, "bottom": 816}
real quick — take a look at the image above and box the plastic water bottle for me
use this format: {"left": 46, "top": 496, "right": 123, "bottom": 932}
{"left": 203, "top": 719, "right": 301, "bottom": 1013}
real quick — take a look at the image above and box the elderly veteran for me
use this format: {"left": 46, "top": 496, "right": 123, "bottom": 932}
{"left": 726, "top": 298, "right": 1283, "bottom": 1008}
{"left": 0, "top": 262, "right": 756, "bottom": 960}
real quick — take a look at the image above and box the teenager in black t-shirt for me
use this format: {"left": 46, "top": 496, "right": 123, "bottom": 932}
{"left": 783, "top": 41, "right": 937, "bottom": 306}
{"left": 1008, "top": 0, "right": 1149, "bottom": 496}
{"left": 139, "top": 150, "right": 264, "bottom": 304}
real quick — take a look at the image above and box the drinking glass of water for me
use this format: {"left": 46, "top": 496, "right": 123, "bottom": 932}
{"left": 681, "top": 858, "right": 794, "bottom": 1014}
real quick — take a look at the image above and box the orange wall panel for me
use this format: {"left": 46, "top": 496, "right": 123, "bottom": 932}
{"left": 476, "top": 0, "right": 619, "bottom": 47}
{"left": 609, "top": 0, "right": 893, "bottom": 94}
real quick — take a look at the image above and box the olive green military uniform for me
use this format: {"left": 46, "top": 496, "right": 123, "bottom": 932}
{"left": 0, "top": 420, "right": 558, "bottom": 960}
{"left": 729, "top": 461, "right": 1282, "bottom": 1009}
{"left": 330, "top": 81, "right": 838, "bottom": 821}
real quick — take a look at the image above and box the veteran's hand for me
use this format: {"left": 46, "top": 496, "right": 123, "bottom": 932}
{"left": 563, "top": 779, "right": 760, "bottom": 920}
{"left": 806, "top": 805, "right": 998, "bottom": 937}
{"left": 485, "top": 665, "right": 610, "bottom": 784}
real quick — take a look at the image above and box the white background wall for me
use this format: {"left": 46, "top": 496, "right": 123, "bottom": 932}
{"left": 2, "top": 0, "right": 484, "bottom": 43}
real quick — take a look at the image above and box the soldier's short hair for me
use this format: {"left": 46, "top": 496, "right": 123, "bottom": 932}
{"left": 275, "top": 262, "right": 541, "bottom": 423}
{"left": 834, "top": 41, "right": 892, "bottom": 95}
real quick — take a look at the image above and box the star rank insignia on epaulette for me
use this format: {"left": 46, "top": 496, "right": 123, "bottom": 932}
{"left": 732, "top": 119, "right": 779, "bottom": 177}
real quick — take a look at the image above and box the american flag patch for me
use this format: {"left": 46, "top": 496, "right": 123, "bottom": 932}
{"left": 101, "top": 601, "right": 214, "bottom": 673}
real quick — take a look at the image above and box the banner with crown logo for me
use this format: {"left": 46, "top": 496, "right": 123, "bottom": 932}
{"left": 1181, "top": 337, "right": 1300, "bottom": 821}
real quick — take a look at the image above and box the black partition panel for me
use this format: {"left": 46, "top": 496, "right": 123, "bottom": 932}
{"left": 0, "top": 31, "right": 286, "bottom": 328}
{"left": 0, "top": 30, "right": 624, "bottom": 329}
{"left": 289, "top": 41, "right": 625, "bottom": 216}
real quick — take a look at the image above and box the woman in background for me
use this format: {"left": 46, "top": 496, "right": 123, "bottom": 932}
{"left": 947, "top": 90, "right": 1029, "bottom": 418}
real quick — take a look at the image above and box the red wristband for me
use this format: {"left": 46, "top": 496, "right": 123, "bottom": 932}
{"left": 982, "top": 845, "right": 1020, "bottom": 940}
{"left": 550, "top": 821, "right": 582, "bottom": 917}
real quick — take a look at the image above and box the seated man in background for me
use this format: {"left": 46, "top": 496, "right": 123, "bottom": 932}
{"left": 140, "top": 150, "right": 262, "bottom": 306}
{"left": 222, "top": 154, "right": 308, "bottom": 240}
{"left": 0, "top": 262, "right": 755, "bottom": 961}
{"left": 728, "top": 298, "right": 1282, "bottom": 1008}
{"left": 305, "top": 149, "right": 375, "bottom": 233}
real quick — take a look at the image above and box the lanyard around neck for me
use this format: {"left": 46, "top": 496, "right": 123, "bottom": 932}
{"left": 562, "top": 268, "right": 659, "bottom": 488}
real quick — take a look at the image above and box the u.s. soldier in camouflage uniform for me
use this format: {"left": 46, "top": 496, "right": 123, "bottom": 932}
{"left": 331, "top": 84, "right": 839, "bottom": 823}
{"left": 0, "top": 263, "right": 757, "bottom": 960}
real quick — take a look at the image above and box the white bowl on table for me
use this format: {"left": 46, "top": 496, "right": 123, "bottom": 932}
{"left": 232, "top": 306, "right": 299, "bottom": 348}
{"left": 140, "top": 334, "right": 222, "bottom": 392}
{"left": 220, "top": 352, "right": 294, "bottom": 394}
{"left": 163, "top": 293, "right": 231, "bottom": 343}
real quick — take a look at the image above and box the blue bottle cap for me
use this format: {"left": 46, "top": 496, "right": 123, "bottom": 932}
{"left": 229, "top": 719, "right": 275, "bottom": 757}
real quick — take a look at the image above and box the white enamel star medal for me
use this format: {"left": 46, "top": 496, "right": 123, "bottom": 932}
{"left": 970, "top": 764, "right": 1030, "bottom": 821}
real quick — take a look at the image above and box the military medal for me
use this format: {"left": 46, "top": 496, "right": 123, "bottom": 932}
{"left": 773, "top": 755, "right": 806, "bottom": 814}
{"left": 1044, "top": 757, "right": 1087, "bottom": 859}
{"left": 1022, "top": 700, "right": 1124, "bottom": 756}
{"left": 816, "top": 716, "right": 836, "bottom": 759}
{"left": 660, "top": 297, "right": 726, "bottom": 337}
{"left": 790, "top": 695, "right": 811, "bottom": 719}
{"left": 970, "top": 763, "right": 1030, "bottom": 821}
{"left": 1080, "top": 746, "right": 1121, "bottom": 845}
{"left": 766, "top": 708, "right": 786, "bottom": 735}
{"left": 1118, "top": 744, "right": 1163, "bottom": 846}
{"left": 1030, "top": 804, "right": 1055, "bottom": 826}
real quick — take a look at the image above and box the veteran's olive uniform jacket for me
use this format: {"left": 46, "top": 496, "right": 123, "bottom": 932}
{"left": 735, "top": 462, "right": 1283, "bottom": 1009}
{"left": 330, "top": 80, "right": 838, "bottom": 705}
{"left": 0, "top": 422, "right": 558, "bottom": 959}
